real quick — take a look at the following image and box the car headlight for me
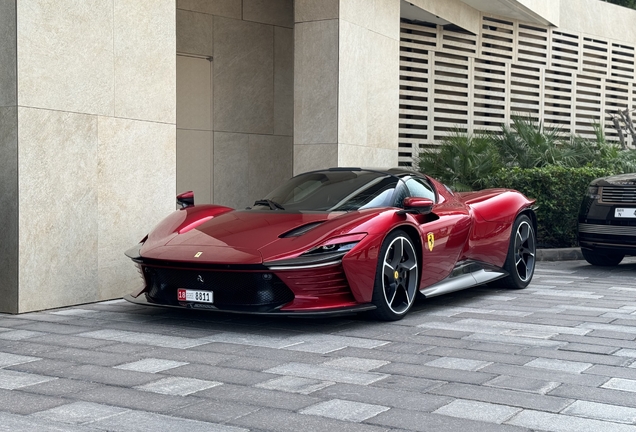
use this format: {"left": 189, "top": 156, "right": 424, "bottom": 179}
{"left": 587, "top": 186, "right": 600, "bottom": 200}
{"left": 265, "top": 233, "right": 367, "bottom": 270}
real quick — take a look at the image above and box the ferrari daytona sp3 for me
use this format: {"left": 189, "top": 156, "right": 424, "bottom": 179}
{"left": 125, "top": 168, "right": 537, "bottom": 320}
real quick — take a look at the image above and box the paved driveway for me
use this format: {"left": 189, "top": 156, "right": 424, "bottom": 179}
{"left": 1, "top": 258, "right": 635, "bottom": 432}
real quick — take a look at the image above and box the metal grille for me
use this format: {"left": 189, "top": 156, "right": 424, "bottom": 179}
{"left": 600, "top": 186, "right": 636, "bottom": 204}
{"left": 144, "top": 266, "right": 294, "bottom": 311}
{"left": 579, "top": 223, "right": 636, "bottom": 237}
{"left": 398, "top": 14, "right": 636, "bottom": 168}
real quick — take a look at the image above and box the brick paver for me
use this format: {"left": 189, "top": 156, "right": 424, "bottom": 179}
{"left": 0, "top": 258, "right": 635, "bottom": 431}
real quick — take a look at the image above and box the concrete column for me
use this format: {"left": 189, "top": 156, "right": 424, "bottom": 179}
{"left": 0, "top": 0, "right": 176, "bottom": 313}
{"left": 293, "top": 0, "right": 400, "bottom": 173}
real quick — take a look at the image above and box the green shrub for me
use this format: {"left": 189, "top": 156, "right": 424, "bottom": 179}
{"left": 486, "top": 166, "right": 618, "bottom": 247}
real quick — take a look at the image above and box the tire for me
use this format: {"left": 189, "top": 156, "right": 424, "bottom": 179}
{"left": 499, "top": 214, "right": 536, "bottom": 289}
{"left": 370, "top": 230, "right": 419, "bottom": 321}
{"left": 581, "top": 248, "right": 624, "bottom": 266}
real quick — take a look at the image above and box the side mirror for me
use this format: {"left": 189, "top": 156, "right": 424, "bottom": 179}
{"left": 177, "top": 191, "right": 194, "bottom": 209}
{"left": 400, "top": 197, "right": 434, "bottom": 215}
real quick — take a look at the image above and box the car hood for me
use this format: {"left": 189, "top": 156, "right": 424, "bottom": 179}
{"left": 140, "top": 209, "right": 384, "bottom": 265}
{"left": 591, "top": 173, "right": 636, "bottom": 186}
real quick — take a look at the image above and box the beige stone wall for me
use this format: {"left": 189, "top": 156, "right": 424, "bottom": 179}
{"left": 0, "top": 0, "right": 19, "bottom": 313}
{"left": 294, "top": 0, "right": 400, "bottom": 173}
{"left": 176, "top": 0, "right": 293, "bottom": 210}
{"left": 1, "top": 0, "right": 177, "bottom": 313}
{"left": 559, "top": 0, "right": 636, "bottom": 42}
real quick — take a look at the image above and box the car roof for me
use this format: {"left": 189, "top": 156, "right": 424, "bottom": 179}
{"left": 303, "top": 167, "right": 423, "bottom": 179}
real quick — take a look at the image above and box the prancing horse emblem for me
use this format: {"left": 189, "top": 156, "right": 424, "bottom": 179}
{"left": 194, "top": 251, "right": 203, "bottom": 258}
{"left": 427, "top": 233, "right": 435, "bottom": 252}
{"left": 197, "top": 275, "right": 204, "bottom": 284}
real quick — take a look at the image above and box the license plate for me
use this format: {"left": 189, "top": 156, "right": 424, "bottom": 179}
{"left": 615, "top": 208, "right": 636, "bottom": 218}
{"left": 177, "top": 289, "right": 213, "bottom": 303}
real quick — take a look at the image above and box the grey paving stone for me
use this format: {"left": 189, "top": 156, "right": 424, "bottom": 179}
{"left": 587, "top": 329, "right": 636, "bottom": 340}
{"left": 114, "top": 358, "right": 188, "bottom": 373}
{"left": 615, "top": 348, "right": 636, "bottom": 357}
{"left": 215, "top": 355, "right": 286, "bottom": 371}
{"left": 0, "top": 352, "right": 40, "bottom": 368}
{"left": 331, "top": 345, "right": 439, "bottom": 365}
{"left": 315, "top": 382, "right": 452, "bottom": 412}
{"left": 549, "top": 384, "right": 636, "bottom": 409}
{"left": 321, "top": 357, "right": 390, "bottom": 371}
{"left": 16, "top": 322, "right": 93, "bottom": 335}
{"left": 49, "top": 309, "right": 99, "bottom": 316}
{"left": 558, "top": 343, "right": 619, "bottom": 355}
{"left": 77, "top": 329, "right": 210, "bottom": 349}
{"left": 89, "top": 409, "right": 247, "bottom": 432}
{"left": 427, "top": 347, "right": 532, "bottom": 365}
{"left": 136, "top": 376, "right": 222, "bottom": 396}
{"left": 524, "top": 358, "right": 592, "bottom": 374}
{"left": 32, "top": 401, "right": 128, "bottom": 425}
{"left": 194, "top": 383, "right": 321, "bottom": 410}
{"left": 0, "top": 369, "right": 57, "bottom": 390}
{"left": 18, "top": 377, "right": 100, "bottom": 397}
{"left": 165, "top": 400, "right": 260, "bottom": 424}
{"left": 228, "top": 407, "right": 390, "bottom": 432}
{"left": 585, "top": 365, "right": 636, "bottom": 380}
{"left": 552, "top": 334, "right": 636, "bottom": 350}
{"left": 0, "top": 329, "right": 46, "bottom": 340}
{"left": 418, "top": 318, "right": 590, "bottom": 336}
{"left": 368, "top": 408, "right": 529, "bottom": 432}
{"left": 95, "top": 342, "right": 161, "bottom": 355}
{"left": 163, "top": 363, "right": 274, "bottom": 385}
{"left": 424, "top": 357, "right": 491, "bottom": 371}
{"left": 55, "top": 364, "right": 162, "bottom": 387}
{"left": 255, "top": 376, "right": 335, "bottom": 394}
{"left": 265, "top": 362, "right": 388, "bottom": 385}
{"left": 561, "top": 400, "right": 636, "bottom": 424}
{"left": 6, "top": 359, "right": 76, "bottom": 375}
{"left": 522, "top": 347, "right": 629, "bottom": 366}
{"left": 431, "top": 382, "right": 573, "bottom": 413}
{"left": 378, "top": 362, "right": 495, "bottom": 385}
{"left": 0, "top": 388, "right": 67, "bottom": 414}
{"left": 27, "top": 334, "right": 117, "bottom": 349}
{"left": 130, "top": 346, "right": 232, "bottom": 365}
{"left": 370, "top": 342, "right": 433, "bottom": 356}
{"left": 462, "top": 333, "right": 567, "bottom": 348}
{"left": 507, "top": 409, "right": 636, "bottom": 432}
{"left": 300, "top": 399, "right": 390, "bottom": 422}
{"left": 601, "top": 378, "right": 636, "bottom": 393}
{"left": 41, "top": 347, "right": 142, "bottom": 367}
{"left": 579, "top": 322, "right": 636, "bottom": 335}
{"left": 0, "top": 412, "right": 96, "bottom": 432}
{"left": 434, "top": 399, "right": 521, "bottom": 424}
{"left": 485, "top": 375, "right": 560, "bottom": 395}
{"left": 371, "top": 374, "right": 444, "bottom": 393}
{"left": 480, "top": 363, "right": 608, "bottom": 387}
{"left": 200, "top": 332, "right": 303, "bottom": 349}
{"left": 73, "top": 384, "right": 204, "bottom": 413}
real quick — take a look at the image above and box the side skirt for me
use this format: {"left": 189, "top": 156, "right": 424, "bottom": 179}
{"left": 419, "top": 261, "right": 508, "bottom": 298}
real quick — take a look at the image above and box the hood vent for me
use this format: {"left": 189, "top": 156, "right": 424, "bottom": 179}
{"left": 279, "top": 221, "right": 325, "bottom": 238}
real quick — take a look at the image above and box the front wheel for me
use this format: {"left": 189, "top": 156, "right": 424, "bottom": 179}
{"left": 370, "top": 230, "right": 419, "bottom": 321}
{"left": 499, "top": 214, "right": 536, "bottom": 289}
{"left": 581, "top": 248, "right": 624, "bottom": 266}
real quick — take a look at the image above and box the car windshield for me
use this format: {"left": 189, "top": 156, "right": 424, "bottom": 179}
{"left": 254, "top": 170, "right": 400, "bottom": 212}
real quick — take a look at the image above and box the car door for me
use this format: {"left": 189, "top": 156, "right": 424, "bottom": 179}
{"left": 405, "top": 177, "right": 471, "bottom": 288}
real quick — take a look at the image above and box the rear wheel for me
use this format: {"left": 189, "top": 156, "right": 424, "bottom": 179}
{"left": 499, "top": 214, "right": 536, "bottom": 289}
{"left": 581, "top": 248, "right": 624, "bottom": 266}
{"left": 370, "top": 230, "right": 419, "bottom": 321}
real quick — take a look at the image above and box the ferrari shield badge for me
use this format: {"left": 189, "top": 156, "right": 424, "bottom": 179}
{"left": 194, "top": 252, "right": 203, "bottom": 258}
{"left": 427, "top": 233, "right": 434, "bottom": 251}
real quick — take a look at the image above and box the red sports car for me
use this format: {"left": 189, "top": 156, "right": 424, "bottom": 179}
{"left": 125, "top": 168, "right": 536, "bottom": 320}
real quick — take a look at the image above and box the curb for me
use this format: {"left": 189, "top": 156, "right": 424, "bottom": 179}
{"left": 536, "top": 247, "right": 583, "bottom": 262}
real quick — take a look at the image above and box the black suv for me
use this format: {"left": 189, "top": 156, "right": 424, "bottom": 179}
{"left": 578, "top": 173, "right": 636, "bottom": 266}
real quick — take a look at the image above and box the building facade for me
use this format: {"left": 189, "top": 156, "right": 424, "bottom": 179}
{"left": 1, "top": 0, "right": 635, "bottom": 313}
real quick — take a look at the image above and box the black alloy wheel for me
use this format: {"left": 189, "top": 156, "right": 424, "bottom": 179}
{"left": 371, "top": 230, "right": 419, "bottom": 321}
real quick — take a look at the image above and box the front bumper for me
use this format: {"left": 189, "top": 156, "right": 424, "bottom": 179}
{"left": 124, "top": 293, "right": 376, "bottom": 317}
